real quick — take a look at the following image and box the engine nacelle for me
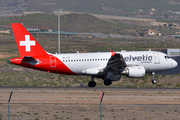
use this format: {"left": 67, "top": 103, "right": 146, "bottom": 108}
{"left": 121, "top": 66, "right": 146, "bottom": 78}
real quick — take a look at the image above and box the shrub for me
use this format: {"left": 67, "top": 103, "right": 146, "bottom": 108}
{"left": 0, "top": 113, "right": 2, "bottom": 120}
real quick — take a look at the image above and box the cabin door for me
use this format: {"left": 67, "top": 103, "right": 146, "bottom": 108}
{"left": 50, "top": 56, "right": 57, "bottom": 68}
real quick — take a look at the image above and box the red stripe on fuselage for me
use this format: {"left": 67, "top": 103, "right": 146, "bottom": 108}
{"left": 55, "top": 56, "right": 76, "bottom": 75}
{"left": 10, "top": 55, "right": 76, "bottom": 75}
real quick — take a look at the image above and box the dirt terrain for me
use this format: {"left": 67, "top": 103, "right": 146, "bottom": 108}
{"left": 62, "top": 11, "right": 168, "bottom": 26}
{"left": 0, "top": 53, "right": 13, "bottom": 59}
{"left": 0, "top": 88, "right": 180, "bottom": 120}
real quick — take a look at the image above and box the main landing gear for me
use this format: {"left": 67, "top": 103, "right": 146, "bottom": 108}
{"left": 104, "top": 79, "right": 112, "bottom": 86}
{"left": 88, "top": 76, "right": 113, "bottom": 87}
{"left": 88, "top": 76, "right": 96, "bottom": 87}
{"left": 151, "top": 72, "right": 157, "bottom": 84}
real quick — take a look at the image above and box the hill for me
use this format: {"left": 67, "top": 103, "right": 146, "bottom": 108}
{"left": 0, "top": 13, "right": 141, "bottom": 34}
{"left": 0, "top": 0, "right": 179, "bottom": 14}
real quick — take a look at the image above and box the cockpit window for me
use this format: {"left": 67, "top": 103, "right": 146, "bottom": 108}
{"left": 165, "top": 56, "right": 169, "bottom": 59}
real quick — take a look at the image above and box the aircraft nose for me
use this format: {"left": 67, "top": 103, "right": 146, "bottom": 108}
{"left": 171, "top": 59, "right": 178, "bottom": 68}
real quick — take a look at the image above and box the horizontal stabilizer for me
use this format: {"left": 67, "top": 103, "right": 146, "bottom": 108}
{"left": 22, "top": 56, "right": 39, "bottom": 65}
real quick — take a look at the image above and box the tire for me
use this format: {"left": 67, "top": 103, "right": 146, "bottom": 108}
{"left": 88, "top": 81, "right": 96, "bottom": 87}
{"left": 104, "top": 79, "right": 112, "bottom": 86}
{"left": 152, "top": 79, "right": 156, "bottom": 84}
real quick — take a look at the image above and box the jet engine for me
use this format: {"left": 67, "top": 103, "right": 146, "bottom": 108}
{"left": 121, "top": 66, "right": 146, "bottom": 78}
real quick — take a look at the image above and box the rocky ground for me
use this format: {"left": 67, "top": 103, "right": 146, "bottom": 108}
{"left": 0, "top": 88, "right": 180, "bottom": 120}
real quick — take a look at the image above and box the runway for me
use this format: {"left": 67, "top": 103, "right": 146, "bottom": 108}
{"left": 0, "top": 87, "right": 180, "bottom": 120}
{"left": 0, "top": 87, "right": 180, "bottom": 104}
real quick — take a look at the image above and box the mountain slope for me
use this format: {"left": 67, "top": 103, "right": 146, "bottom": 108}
{"left": 0, "top": 0, "right": 179, "bottom": 14}
{"left": 0, "top": 13, "right": 140, "bottom": 34}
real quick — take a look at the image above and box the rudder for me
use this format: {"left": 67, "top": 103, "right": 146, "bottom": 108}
{"left": 11, "top": 23, "right": 48, "bottom": 57}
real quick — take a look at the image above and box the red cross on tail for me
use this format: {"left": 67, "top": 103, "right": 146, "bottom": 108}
{"left": 11, "top": 23, "right": 48, "bottom": 57}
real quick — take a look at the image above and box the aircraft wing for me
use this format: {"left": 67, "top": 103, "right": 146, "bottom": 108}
{"left": 102, "top": 52, "right": 127, "bottom": 73}
{"left": 81, "top": 52, "right": 126, "bottom": 75}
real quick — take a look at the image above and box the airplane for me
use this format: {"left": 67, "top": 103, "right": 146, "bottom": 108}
{"left": 10, "top": 23, "right": 178, "bottom": 87}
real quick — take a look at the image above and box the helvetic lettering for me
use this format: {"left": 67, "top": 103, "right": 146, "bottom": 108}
{"left": 124, "top": 55, "right": 153, "bottom": 63}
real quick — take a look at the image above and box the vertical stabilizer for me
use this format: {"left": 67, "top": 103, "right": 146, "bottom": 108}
{"left": 11, "top": 23, "right": 48, "bottom": 57}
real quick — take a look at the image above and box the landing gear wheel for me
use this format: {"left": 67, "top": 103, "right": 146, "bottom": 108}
{"left": 104, "top": 79, "right": 112, "bottom": 86}
{"left": 152, "top": 79, "right": 156, "bottom": 84}
{"left": 88, "top": 81, "right": 96, "bottom": 87}
{"left": 151, "top": 72, "right": 156, "bottom": 84}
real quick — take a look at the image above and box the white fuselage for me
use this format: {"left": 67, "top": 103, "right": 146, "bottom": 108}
{"left": 53, "top": 51, "right": 177, "bottom": 75}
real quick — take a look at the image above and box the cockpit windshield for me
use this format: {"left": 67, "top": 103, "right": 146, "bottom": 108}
{"left": 165, "top": 56, "right": 169, "bottom": 59}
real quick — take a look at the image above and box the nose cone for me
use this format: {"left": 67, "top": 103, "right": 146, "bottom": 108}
{"left": 170, "top": 59, "right": 178, "bottom": 69}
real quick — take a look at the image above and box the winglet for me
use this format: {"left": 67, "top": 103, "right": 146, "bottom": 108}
{"left": 110, "top": 50, "right": 116, "bottom": 56}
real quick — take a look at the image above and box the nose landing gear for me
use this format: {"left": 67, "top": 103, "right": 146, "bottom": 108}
{"left": 151, "top": 72, "right": 156, "bottom": 84}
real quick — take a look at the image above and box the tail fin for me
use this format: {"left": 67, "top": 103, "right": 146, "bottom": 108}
{"left": 11, "top": 23, "right": 48, "bottom": 57}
